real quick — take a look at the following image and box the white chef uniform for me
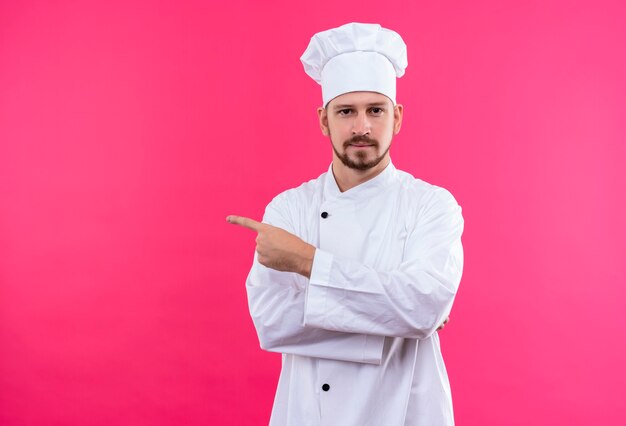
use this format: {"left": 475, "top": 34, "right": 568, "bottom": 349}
{"left": 246, "top": 162, "right": 464, "bottom": 425}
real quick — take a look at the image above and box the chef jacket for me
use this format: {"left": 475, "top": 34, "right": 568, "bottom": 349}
{"left": 246, "top": 162, "right": 464, "bottom": 425}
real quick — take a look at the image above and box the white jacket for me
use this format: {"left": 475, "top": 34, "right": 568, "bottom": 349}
{"left": 246, "top": 162, "right": 464, "bottom": 425}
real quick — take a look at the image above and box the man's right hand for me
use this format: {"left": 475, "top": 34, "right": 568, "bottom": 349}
{"left": 227, "top": 215, "right": 316, "bottom": 278}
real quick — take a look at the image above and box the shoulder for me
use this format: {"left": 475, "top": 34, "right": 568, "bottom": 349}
{"left": 269, "top": 171, "right": 326, "bottom": 208}
{"left": 272, "top": 174, "right": 325, "bottom": 205}
{"left": 262, "top": 171, "right": 327, "bottom": 226}
{"left": 394, "top": 168, "right": 461, "bottom": 211}
{"left": 392, "top": 168, "right": 464, "bottom": 237}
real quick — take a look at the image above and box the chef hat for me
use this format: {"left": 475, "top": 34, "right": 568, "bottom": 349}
{"left": 300, "top": 22, "right": 408, "bottom": 107}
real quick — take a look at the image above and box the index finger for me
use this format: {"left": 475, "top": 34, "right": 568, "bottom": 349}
{"left": 226, "top": 215, "right": 264, "bottom": 232}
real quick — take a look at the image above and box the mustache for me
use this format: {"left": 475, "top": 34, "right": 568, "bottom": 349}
{"left": 343, "top": 135, "right": 378, "bottom": 148}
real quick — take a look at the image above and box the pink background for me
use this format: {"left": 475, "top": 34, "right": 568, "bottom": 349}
{"left": 1, "top": 1, "right": 625, "bottom": 424}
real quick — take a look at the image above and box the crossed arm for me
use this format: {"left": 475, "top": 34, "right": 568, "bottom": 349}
{"left": 227, "top": 214, "right": 451, "bottom": 331}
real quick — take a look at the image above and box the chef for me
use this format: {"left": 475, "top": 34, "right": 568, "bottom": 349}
{"left": 227, "top": 22, "right": 464, "bottom": 426}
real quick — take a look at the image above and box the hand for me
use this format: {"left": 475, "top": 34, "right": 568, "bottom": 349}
{"left": 227, "top": 215, "right": 316, "bottom": 278}
{"left": 437, "top": 316, "right": 450, "bottom": 331}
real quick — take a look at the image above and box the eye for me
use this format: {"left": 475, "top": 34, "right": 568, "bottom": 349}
{"left": 369, "top": 107, "right": 384, "bottom": 115}
{"left": 337, "top": 109, "right": 352, "bottom": 116}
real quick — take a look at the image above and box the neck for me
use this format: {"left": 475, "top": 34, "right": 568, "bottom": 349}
{"left": 331, "top": 156, "right": 391, "bottom": 192}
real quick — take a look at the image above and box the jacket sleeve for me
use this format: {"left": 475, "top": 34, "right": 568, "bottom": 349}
{"left": 245, "top": 196, "right": 385, "bottom": 365}
{"left": 304, "top": 188, "right": 464, "bottom": 340}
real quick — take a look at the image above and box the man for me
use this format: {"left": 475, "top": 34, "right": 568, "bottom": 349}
{"left": 227, "top": 22, "right": 464, "bottom": 425}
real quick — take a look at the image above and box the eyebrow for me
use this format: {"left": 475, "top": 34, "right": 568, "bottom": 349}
{"left": 332, "top": 103, "right": 388, "bottom": 110}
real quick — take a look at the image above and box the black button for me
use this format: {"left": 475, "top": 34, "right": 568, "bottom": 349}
{"left": 322, "top": 383, "right": 330, "bottom": 391}
{"left": 321, "top": 212, "right": 329, "bottom": 218}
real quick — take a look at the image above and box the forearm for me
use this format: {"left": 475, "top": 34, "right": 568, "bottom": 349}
{"left": 246, "top": 260, "right": 385, "bottom": 364}
{"left": 304, "top": 247, "right": 462, "bottom": 339}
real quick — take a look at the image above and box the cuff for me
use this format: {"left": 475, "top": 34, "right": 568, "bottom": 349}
{"left": 304, "top": 249, "right": 333, "bottom": 330}
{"left": 310, "top": 248, "right": 333, "bottom": 286}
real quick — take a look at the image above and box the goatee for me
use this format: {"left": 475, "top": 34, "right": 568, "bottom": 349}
{"left": 332, "top": 135, "right": 390, "bottom": 171}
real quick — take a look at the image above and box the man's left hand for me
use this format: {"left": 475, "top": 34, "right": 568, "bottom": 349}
{"left": 437, "top": 316, "right": 450, "bottom": 331}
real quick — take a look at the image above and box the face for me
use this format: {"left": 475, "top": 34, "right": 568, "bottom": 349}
{"left": 318, "top": 91, "right": 403, "bottom": 171}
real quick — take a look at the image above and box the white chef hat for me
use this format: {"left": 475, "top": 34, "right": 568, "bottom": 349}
{"left": 300, "top": 22, "right": 408, "bottom": 107}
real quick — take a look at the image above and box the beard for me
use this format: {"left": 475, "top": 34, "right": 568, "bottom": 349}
{"left": 331, "top": 134, "right": 391, "bottom": 171}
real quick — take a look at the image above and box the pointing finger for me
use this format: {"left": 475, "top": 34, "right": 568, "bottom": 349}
{"left": 226, "top": 215, "right": 264, "bottom": 232}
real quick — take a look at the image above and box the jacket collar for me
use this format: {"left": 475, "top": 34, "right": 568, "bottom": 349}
{"left": 324, "top": 161, "right": 398, "bottom": 202}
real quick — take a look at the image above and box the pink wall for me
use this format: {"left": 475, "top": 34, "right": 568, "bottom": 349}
{"left": 1, "top": 1, "right": 625, "bottom": 424}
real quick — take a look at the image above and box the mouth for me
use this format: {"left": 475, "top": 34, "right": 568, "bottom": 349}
{"left": 344, "top": 136, "right": 377, "bottom": 149}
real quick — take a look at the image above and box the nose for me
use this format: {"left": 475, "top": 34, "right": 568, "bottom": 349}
{"left": 352, "top": 112, "right": 371, "bottom": 136}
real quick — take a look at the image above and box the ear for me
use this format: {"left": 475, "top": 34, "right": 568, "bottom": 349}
{"left": 317, "top": 107, "right": 330, "bottom": 136}
{"left": 393, "top": 104, "right": 403, "bottom": 135}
